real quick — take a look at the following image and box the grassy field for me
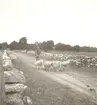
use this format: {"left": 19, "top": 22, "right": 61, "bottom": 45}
{"left": 47, "top": 51, "right": 97, "bottom": 56}
{"left": 14, "top": 50, "right": 97, "bottom": 56}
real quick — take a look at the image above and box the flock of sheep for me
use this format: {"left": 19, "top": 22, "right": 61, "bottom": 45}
{"left": 34, "top": 51, "right": 97, "bottom": 72}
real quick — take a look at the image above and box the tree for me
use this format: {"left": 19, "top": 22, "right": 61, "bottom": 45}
{"left": 19, "top": 37, "right": 27, "bottom": 44}
{"left": 40, "top": 40, "right": 54, "bottom": 51}
{"left": 46, "top": 40, "right": 54, "bottom": 50}
{"left": 64, "top": 44, "right": 72, "bottom": 51}
{"left": 26, "top": 44, "right": 35, "bottom": 50}
{"left": 55, "top": 43, "right": 66, "bottom": 51}
{"left": 73, "top": 45, "right": 80, "bottom": 52}
{"left": 19, "top": 37, "right": 27, "bottom": 50}
{"left": 41, "top": 41, "right": 47, "bottom": 51}
{"left": 0, "top": 43, "right": 2, "bottom": 49}
{"left": 9, "top": 41, "right": 18, "bottom": 50}
{"left": 1, "top": 42, "right": 8, "bottom": 50}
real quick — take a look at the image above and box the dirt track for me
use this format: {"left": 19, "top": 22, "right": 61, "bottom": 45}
{"left": 12, "top": 52, "right": 97, "bottom": 105}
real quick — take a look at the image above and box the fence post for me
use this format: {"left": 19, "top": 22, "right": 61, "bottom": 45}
{"left": 0, "top": 59, "right": 5, "bottom": 105}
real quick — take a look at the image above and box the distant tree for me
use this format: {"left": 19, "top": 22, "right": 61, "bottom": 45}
{"left": 19, "top": 37, "right": 27, "bottom": 50}
{"left": 64, "top": 44, "right": 72, "bottom": 51}
{"left": 19, "top": 37, "right": 27, "bottom": 44}
{"left": 55, "top": 43, "right": 65, "bottom": 51}
{"left": 41, "top": 41, "right": 47, "bottom": 51}
{"left": 26, "top": 44, "right": 35, "bottom": 50}
{"left": 80, "top": 46, "right": 90, "bottom": 52}
{"left": 39, "top": 40, "right": 54, "bottom": 51}
{"left": 1, "top": 42, "right": 8, "bottom": 50}
{"left": 9, "top": 41, "right": 18, "bottom": 50}
{"left": 0, "top": 44, "right": 1, "bottom": 49}
{"left": 73, "top": 45, "right": 80, "bottom": 52}
{"left": 38, "top": 42, "right": 42, "bottom": 49}
{"left": 1, "top": 36, "right": 97, "bottom": 52}
{"left": 46, "top": 40, "right": 54, "bottom": 50}
{"left": 90, "top": 47, "right": 97, "bottom": 52}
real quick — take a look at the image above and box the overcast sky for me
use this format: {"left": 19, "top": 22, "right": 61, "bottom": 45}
{"left": 0, "top": 0, "right": 97, "bottom": 47}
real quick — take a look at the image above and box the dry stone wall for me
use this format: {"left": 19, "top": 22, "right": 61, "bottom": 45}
{"left": 2, "top": 50, "right": 32, "bottom": 105}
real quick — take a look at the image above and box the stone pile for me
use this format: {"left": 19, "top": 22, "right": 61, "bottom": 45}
{"left": 68, "top": 56, "right": 97, "bottom": 68}
{"left": 2, "top": 50, "right": 32, "bottom": 105}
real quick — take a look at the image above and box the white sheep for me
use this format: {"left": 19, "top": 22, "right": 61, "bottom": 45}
{"left": 9, "top": 54, "right": 17, "bottom": 60}
{"left": 35, "top": 59, "right": 44, "bottom": 66}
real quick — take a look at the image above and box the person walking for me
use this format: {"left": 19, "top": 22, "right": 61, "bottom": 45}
{"left": 35, "top": 42, "right": 41, "bottom": 60}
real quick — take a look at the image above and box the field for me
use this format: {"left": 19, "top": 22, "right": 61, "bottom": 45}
{"left": 47, "top": 50, "right": 97, "bottom": 56}
{"left": 11, "top": 50, "right": 97, "bottom": 105}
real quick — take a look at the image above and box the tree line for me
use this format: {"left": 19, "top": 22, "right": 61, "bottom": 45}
{"left": 0, "top": 37, "right": 97, "bottom": 52}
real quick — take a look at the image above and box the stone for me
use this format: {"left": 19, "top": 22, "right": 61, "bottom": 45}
{"left": 5, "top": 84, "right": 27, "bottom": 94}
{"left": 5, "top": 93, "right": 24, "bottom": 105}
{"left": 4, "top": 68, "right": 25, "bottom": 83}
{"left": 2, "top": 50, "right": 10, "bottom": 60}
{"left": 2, "top": 59, "right": 13, "bottom": 71}
{"left": 23, "top": 96, "right": 33, "bottom": 105}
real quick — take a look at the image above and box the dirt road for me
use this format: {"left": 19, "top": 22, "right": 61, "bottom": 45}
{"left": 12, "top": 52, "right": 97, "bottom": 105}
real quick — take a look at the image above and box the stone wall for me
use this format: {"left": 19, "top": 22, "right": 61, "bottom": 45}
{"left": 0, "top": 53, "right": 5, "bottom": 105}
{"left": 2, "top": 50, "right": 32, "bottom": 105}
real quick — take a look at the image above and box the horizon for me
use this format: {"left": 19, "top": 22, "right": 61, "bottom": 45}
{"left": 1, "top": 37, "right": 97, "bottom": 48}
{"left": 0, "top": 0, "right": 97, "bottom": 47}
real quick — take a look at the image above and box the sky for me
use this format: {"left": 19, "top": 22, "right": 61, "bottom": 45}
{"left": 0, "top": 0, "right": 97, "bottom": 47}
